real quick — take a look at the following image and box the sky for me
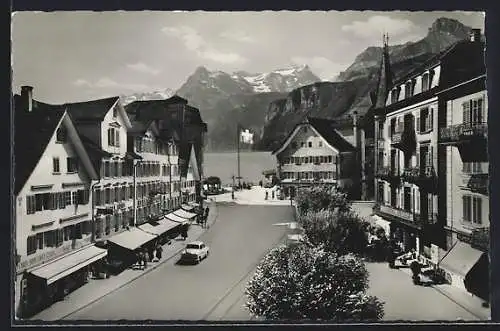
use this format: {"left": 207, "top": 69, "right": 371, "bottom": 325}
{"left": 12, "top": 11, "right": 484, "bottom": 103}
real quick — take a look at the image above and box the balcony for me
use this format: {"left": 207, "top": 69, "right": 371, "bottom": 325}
{"left": 471, "top": 227, "right": 489, "bottom": 252}
{"left": 461, "top": 173, "right": 488, "bottom": 195}
{"left": 378, "top": 205, "right": 424, "bottom": 229}
{"left": 402, "top": 166, "right": 437, "bottom": 191}
{"left": 376, "top": 166, "right": 400, "bottom": 184}
{"left": 391, "top": 126, "right": 416, "bottom": 153}
{"left": 439, "top": 122, "right": 488, "bottom": 145}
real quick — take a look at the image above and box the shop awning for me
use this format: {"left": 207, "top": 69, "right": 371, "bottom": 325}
{"left": 440, "top": 241, "right": 483, "bottom": 277}
{"left": 188, "top": 202, "right": 200, "bottom": 208}
{"left": 29, "top": 245, "right": 107, "bottom": 285}
{"left": 108, "top": 227, "right": 157, "bottom": 251}
{"left": 165, "top": 212, "right": 190, "bottom": 224}
{"left": 138, "top": 219, "right": 181, "bottom": 236}
{"left": 181, "top": 204, "right": 195, "bottom": 212}
{"left": 173, "top": 208, "right": 197, "bottom": 219}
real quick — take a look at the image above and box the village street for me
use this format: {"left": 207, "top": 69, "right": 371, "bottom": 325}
{"left": 63, "top": 203, "right": 292, "bottom": 321}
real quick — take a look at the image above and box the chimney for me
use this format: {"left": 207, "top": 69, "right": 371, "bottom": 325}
{"left": 21, "top": 86, "right": 33, "bottom": 112}
{"left": 470, "top": 29, "right": 482, "bottom": 42}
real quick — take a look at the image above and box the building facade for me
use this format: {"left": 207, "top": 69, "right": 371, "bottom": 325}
{"left": 272, "top": 116, "right": 358, "bottom": 199}
{"left": 14, "top": 88, "right": 104, "bottom": 318}
{"left": 373, "top": 29, "right": 488, "bottom": 300}
{"left": 438, "top": 74, "right": 489, "bottom": 300}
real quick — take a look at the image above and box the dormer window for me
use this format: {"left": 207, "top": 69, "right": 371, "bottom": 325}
{"left": 56, "top": 127, "right": 67, "bottom": 143}
{"left": 405, "top": 80, "right": 415, "bottom": 99}
{"left": 422, "top": 70, "right": 434, "bottom": 92}
{"left": 107, "top": 127, "right": 120, "bottom": 147}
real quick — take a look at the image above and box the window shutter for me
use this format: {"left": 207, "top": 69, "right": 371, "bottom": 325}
{"left": 477, "top": 198, "right": 482, "bottom": 224}
{"left": 416, "top": 151, "right": 420, "bottom": 168}
{"left": 116, "top": 130, "right": 120, "bottom": 147}
{"left": 416, "top": 116, "right": 420, "bottom": 133}
{"left": 430, "top": 108, "right": 434, "bottom": 131}
{"left": 478, "top": 98, "right": 484, "bottom": 123}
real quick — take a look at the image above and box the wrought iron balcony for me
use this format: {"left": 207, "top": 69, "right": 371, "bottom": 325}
{"left": 401, "top": 167, "right": 420, "bottom": 183}
{"left": 401, "top": 166, "right": 437, "bottom": 190}
{"left": 391, "top": 126, "right": 417, "bottom": 153}
{"left": 376, "top": 166, "right": 400, "bottom": 183}
{"left": 471, "top": 227, "right": 489, "bottom": 252}
{"left": 461, "top": 173, "right": 488, "bottom": 195}
{"left": 439, "top": 122, "right": 488, "bottom": 145}
{"left": 378, "top": 205, "right": 437, "bottom": 229}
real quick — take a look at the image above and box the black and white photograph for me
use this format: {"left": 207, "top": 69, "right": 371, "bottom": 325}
{"left": 11, "top": 9, "right": 490, "bottom": 323}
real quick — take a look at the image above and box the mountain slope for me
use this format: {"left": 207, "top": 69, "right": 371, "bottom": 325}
{"left": 259, "top": 17, "right": 476, "bottom": 151}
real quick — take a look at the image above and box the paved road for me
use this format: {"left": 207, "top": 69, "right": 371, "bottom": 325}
{"left": 65, "top": 204, "right": 293, "bottom": 321}
{"left": 366, "top": 262, "right": 480, "bottom": 321}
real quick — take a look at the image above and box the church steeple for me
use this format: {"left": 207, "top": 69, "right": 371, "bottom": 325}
{"left": 374, "top": 33, "right": 392, "bottom": 109}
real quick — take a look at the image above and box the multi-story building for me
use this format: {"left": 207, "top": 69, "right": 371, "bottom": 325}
{"left": 437, "top": 73, "right": 489, "bottom": 300}
{"left": 64, "top": 96, "right": 137, "bottom": 241}
{"left": 13, "top": 87, "right": 105, "bottom": 318}
{"left": 373, "top": 30, "right": 486, "bottom": 272}
{"left": 272, "top": 116, "right": 359, "bottom": 199}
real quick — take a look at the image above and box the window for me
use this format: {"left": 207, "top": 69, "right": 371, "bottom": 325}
{"left": 308, "top": 141, "right": 312, "bottom": 148}
{"left": 105, "top": 216, "right": 111, "bottom": 235}
{"left": 405, "top": 80, "right": 415, "bottom": 98}
{"left": 328, "top": 155, "right": 333, "bottom": 163}
{"left": 304, "top": 156, "right": 309, "bottom": 164}
{"left": 44, "top": 230, "right": 55, "bottom": 248}
{"left": 422, "top": 73, "right": 429, "bottom": 92}
{"left": 26, "top": 196, "right": 36, "bottom": 214}
{"left": 377, "top": 121, "right": 384, "bottom": 139}
{"left": 301, "top": 142, "right": 305, "bottom": 148}
{"left": 56, "top": 127, "right": 67, "bottom": 143}
{"left": 64, "top": 191, "right": 71, "bottom": 206}
{"left": 318, "top": 141, "right": 323, "bottom": 147}
{"left": 417, "top": 108, "right": 433, "bottom": 133}
{"left": 463, "top": 98, "right": 484, "bottom": 124}
{"left": 108, "top": 128, "right": 115, "bottom": 146}
{"left": 67, "top": 157, "right": 79, "bottom": 173}
{"left": 53, "top": 157, "right": 60, "bottom": 173}
{"left": 463, "top": 162, "right": 484, "bottom": 174}
{"left": 463, "top": 195, "right": 482, "bottom": 224}
{"left": 36, "top": 233, "right": 43, "bottom": 249}
{"left": 27, "top": 236, "right": 37, "bottom": 255}
{"left": 303, "top": 127, "right": 308, "bottom": 133}
{"left": 115, "top": 130, "right": 120, "bottom": 147}
{"left": 104, "top": 161, "right": 110, "bottom": 177}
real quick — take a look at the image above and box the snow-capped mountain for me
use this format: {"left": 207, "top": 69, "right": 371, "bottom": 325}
{"left": 176, "top": 64, "right": 320, "bottom": 111}
{"left": 232, "top": 64, "right": 320, "bottom": 93}
{"left": 120, "top": 88, "right": 174, "bottom": 105}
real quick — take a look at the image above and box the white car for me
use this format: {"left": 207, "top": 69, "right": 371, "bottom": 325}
{"left": 180, "top": 241, "right": 210, "bottom": 264}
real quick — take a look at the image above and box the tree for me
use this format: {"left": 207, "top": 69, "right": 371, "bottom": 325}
{"left": 299, "top": 209, "right": 368, "bottom": 256}
{"left": 245, "top": 244, "right": 384, "bottom": 321}
{"left": 295, "top": 185, "right": 351, "bottom": 216}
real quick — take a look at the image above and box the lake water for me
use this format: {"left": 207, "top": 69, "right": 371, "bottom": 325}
{"left": 203, "top": 151, "right": 275, "bottom": 185}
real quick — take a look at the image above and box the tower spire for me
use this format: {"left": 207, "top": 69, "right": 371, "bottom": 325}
{"left": 374, "top": 32, "right": 392, "bottom": 109}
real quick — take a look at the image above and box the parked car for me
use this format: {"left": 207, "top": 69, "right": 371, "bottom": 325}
{"left": 180, "top": 241, "right": 210, "bottom": 264}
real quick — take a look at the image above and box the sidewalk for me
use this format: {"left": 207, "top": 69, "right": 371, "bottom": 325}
{"left": 29, "top": 200, "right": 218, "bottom": 321}
{"left": 214, "top": 186, "right": 293, "bottom": 206}
{"left": 396, "top": 264, "right": 490, "bottom": 320}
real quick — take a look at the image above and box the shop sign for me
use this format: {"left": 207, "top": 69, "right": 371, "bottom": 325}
{"left": 17, "top": 236, "right": 92, "bottom": 272}
{"left": 430, "top": 244, "right": 439, "bottom": 264}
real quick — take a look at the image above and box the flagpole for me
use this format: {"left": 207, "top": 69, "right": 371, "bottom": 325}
{"left": 237, "top": 123, "right": 241, "bottom": 187}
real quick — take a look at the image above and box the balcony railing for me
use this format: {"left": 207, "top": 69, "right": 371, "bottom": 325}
{"left": 440, "top": 122, "right": 488, "bottom": 144}
{"left": 471, "top": 227, "right": 489, "bottom": 252}
{"left": 378, "top": 205, "right": 433, "bottom": 228}
{"left": 461, "top": 173, "right": 488, "bottom": 194}
{"left": 376, "top": 166, "right": 400, "bottom": 183}
{"left": 391, "top": 131, "right": 403, "bottom": 145}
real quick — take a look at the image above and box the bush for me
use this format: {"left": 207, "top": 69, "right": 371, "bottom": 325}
{"left": 296, "top": 186, "right": 351, "bottom": 216}
{"left": 245, "top": 244, "right": 384, "bottom": 321}
{"left": 299, "top": 209, "right": 368, "bottom": 256}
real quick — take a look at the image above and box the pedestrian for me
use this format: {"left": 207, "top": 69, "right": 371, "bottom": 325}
{"left": 271, "top": 191, "right": 275, "bottom": 199}
{"left": 143, "top": 249, "right": 149, "bottom": 268}
{"left": 148, "top": 247, "right": 154, "bottom": 262}
{"left": 137, "top": 251, "right": 143, "bottom": 270}
{"left": 259, "top": 180, "right": 263, "bottom": 187}
{"left": 265, "top": 191, "right": 268, "bottom": 200}
{"left": 156, "top": 244, "right": 163, "bottom": 260}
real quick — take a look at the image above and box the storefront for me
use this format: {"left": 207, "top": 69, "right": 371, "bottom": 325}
{"left": 138, "top": 217, "right": 181, "bottom": 245}
{"left": 21, "top": 245, "right": 107, "bottom": 317}
{"left": 106, "top": 227, "right": 157, "bottom": 273}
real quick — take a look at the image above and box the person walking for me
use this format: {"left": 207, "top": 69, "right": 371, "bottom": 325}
{"left": 271, "top": 191, "right": 275, "bottom": 199}
{"left": 142, "top": 248, "right": 148, "bottom": 269}
{"left": 156, "top": 244, "right": 163, "bottom": 261}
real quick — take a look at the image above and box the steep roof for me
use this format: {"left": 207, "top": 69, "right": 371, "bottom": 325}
{"left": 272, "top": 116, "right": 355, "bottom": 155}
{"left": 306, "top": 117, "right": 356, "bottom": 152}
{"left": 14, "top": 105, "right": 66, "bottom": 195}
{"left": 64, "top": 96, "right": 119, "bottom": 121}
{"left": 374, "top": 33, "right": 392, "bottom": 109}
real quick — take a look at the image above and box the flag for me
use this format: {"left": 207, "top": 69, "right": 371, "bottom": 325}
{"left": 240, "top": 128, "right": 254, "bottom": 145}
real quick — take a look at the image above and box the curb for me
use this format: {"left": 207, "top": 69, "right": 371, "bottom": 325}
{"left": 55, "top": 201, "right": 218, "bottom": 320}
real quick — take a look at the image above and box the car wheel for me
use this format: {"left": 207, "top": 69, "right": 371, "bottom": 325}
{"left": 198, "top": 256, "right": 201, "bottom": 263}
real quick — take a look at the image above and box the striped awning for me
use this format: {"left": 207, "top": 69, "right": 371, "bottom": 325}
{"left": 138, "top": 219, "right": 181, "bottom": 236}
{"left": 165, "top": 212, "right": 189, "bottom": 224}
{"left": 181, "top": 204, "right": 195, "bottom": 212}
{"left": 107, "top": 227, "right": 157, "bottom": 251}
{"left": 173, "top": 208, "right": 197, "bottom": 219}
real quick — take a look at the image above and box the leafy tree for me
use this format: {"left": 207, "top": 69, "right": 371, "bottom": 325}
{"left": 295, "top": 185, "right": 351, "bottom": 216}
{"left": 299, "top": 209, "right": 368, "bottom": 256}
{"left": 245, "top": 244, "right": 384, "bottom": 321}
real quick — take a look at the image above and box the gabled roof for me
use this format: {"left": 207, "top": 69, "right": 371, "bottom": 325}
{"left": 64, "top": 96, "right": 120, "bottom": 121}
{"left": 272, "top": 116, "right": 355, "bottom": 155}
{"left": 14, "top": 105, "right": 66, "bottom": 195}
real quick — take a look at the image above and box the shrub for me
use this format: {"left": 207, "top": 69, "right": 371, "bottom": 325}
{"left": 296, "top": 185, "right": 351, "bottom": 216}
{"left": 245, "top": 244, "right": 384, "bottom": 321}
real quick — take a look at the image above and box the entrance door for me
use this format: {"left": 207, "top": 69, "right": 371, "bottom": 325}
{"left": 391, "top": 149, "right": 397, "bottom": 174}
{"left": 420, "top": 191, "right": 428, "bottom": 221}
{"left": 420, "top": 145, "right": 428, "bottom": 174}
